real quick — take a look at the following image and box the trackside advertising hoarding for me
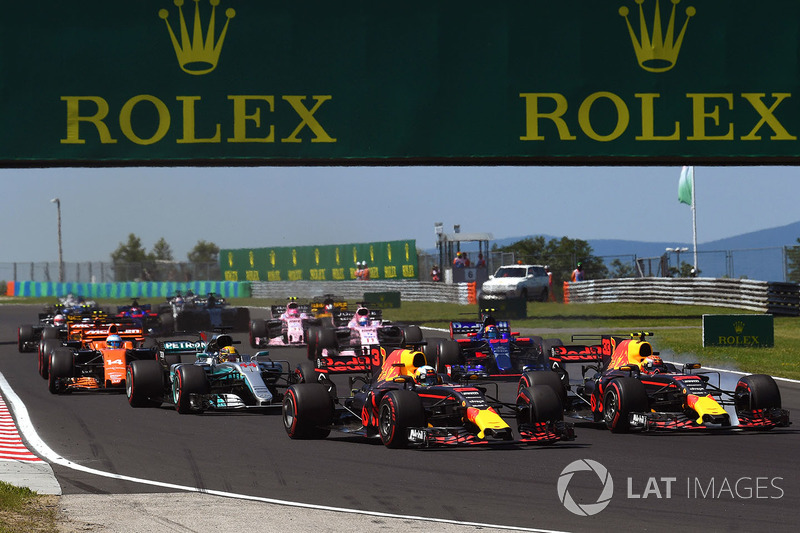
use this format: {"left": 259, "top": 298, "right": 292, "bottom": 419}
{"left": 3, "top": 1, "right": 800, "bottom": 166}
{"left": 220, "top": 240, "right": 418, "bottom": 282}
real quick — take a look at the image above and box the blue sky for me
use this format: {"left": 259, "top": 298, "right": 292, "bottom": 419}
{"left": 2, "top": 165, "right": 798, "bottom": 263}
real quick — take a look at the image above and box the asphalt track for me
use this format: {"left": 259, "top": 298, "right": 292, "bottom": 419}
{"left": 2, "top": 304, "right": 800, "bottom": 532}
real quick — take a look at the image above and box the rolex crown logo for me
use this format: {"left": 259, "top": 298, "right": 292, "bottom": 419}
{"left": 619, "top": 0, "right": 695, "bottom": 73}
{"left": 159, "top": 0, "right": 236, "bottom": 76}
{"left": 733, "top": 321, "right": 745, "bottom": 334}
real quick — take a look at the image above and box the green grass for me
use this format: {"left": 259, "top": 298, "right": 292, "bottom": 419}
{"left": 0, "top": 482, "right": 57, "bottom": 533}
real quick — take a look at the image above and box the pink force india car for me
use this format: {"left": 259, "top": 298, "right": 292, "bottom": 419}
{"left": 250, "top": 298, "right": 343, "bottom": 348}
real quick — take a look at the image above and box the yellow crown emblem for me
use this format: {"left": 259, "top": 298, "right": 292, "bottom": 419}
{"left": 159, "top": 0, "right": 236, "bottom": 76}
{"left": 619, "top": 0, "right": 695, "bottom": 73}
{"left": 733, "top": 321, "right": 745, "bottom": 334}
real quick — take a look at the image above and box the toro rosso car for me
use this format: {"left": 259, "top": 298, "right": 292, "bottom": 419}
{"left": 282, "top": 346, "right": 575, "bottom": 448}
{"left": 424, "top": 313, "right": 549, "bottom": 379}
{"left": 125, "top": 333, "right": 292, "bottom": 413}
{"left": 46, "top": 324, "right": 156, "bottom": 395}
{"left": 526, "top": 331, "right": 790, "bottom": 433}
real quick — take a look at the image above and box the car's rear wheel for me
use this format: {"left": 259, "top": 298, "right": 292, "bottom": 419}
{"left": 48, "top": 348, "right": 74, "bottom": 395}
{"left": 173, "top": 365, "right": 209, "bottom": 414}
{"left": 38, "top": 339, "right": 61, "bottom": 379}
{"left": 603, "top": 377, "right": 648, "bottom": 433}
{"left": 17, "top": 326, "right": 34, "bottom": 353}
{"left": 282, "top": 383, "right": 333, "bottom": 439}
{"left": 401, "top": 325, "right": 423, "bottom": 346}
{"left": 378, "top": 390, "right": 425, "bottom": 448}
{"left": 127, "top": 360, "right": 164, "bottom": 408}
{"left": 41, "top": 326, "right": 59, "bottom": 341}
{"left": 423, "top": 338, "right": 461, "bottom": 372}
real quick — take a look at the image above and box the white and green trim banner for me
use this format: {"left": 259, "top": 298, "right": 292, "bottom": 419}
{"left": 3, "top": 1, "right": 800, "bottom": 165}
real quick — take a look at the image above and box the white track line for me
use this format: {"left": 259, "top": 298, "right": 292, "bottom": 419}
{"left": 0, "top": 372, "right": 567, "bottom": 533}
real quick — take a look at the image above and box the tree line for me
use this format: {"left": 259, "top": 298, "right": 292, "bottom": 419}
{"left": 110, "top": 234, "right": 220, "bottom": 265}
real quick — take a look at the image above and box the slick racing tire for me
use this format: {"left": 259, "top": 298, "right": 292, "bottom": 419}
{"left": 38, "top": 339, "right": 61, "bottom": 380}
{"left": 173, "top": 365, "right": 210, "bottom": 414}
{"left": 282, "top": 383, "right": 333, "bottom": 439}
{"left": 401, "top": 325, "right": 424, "bottom": 346}
{"left": 378, "top": 390, "right": 425, "bottom": 449}
{"left": 17, "top": 325, "right": 34, "bottom": 353}
{"left": 540, "top": 339, "right": 567, "bottom": 386}
{"left": 423, "top": 338, "right": 461, "bottom": 372}
{"left": 735, "top": 374, "right": 782, "bottom": 413}
{"left": 126, "top": 360, "right": 164, "bottom": 408}
{"left": 602, "top": 377, "right": 649, "bottom": 433}
{"left": 48, "top": 348, "right": 74, "bottom": 395}
{"left": 518, "top": 370, "right": 567, "bottom": 407}
{"left": 517, "top": 385, "right": 564, "bottom": 426}
{"left": 41, "top": 326, "right": 60, "bottom": 341}
{"left": 295, "top": 361, "right": 322, "bottom": 384}
{"left": 249, "top": 319, "right": 267, "bottom": 348}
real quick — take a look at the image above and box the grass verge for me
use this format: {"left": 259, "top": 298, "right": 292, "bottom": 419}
{"left": 0, "top": 482, "right": 58, "bottom": 533}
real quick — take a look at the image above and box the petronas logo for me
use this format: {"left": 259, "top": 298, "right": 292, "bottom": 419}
{"left": 619, "top": 0, "right": 695, "bottom": 73}
{"left": 159, "top": 0, "right": 236, "bottom": 75}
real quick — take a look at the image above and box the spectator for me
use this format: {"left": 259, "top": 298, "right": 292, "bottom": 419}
{"left": 476, "top": 254, "right": 486, "bottom": 268}
{"left": 545, "top": 265, "right": 556, "bottom": 301}
{"left": 361, "top": 262, "right": 371, "bottom": 280}
{"left": 453, "top": 252, "right": 465, "bottom": 268}
{"left": 463, "top": 252, "right": 471, "bottom": 267}
{"left": 431, "top": 265, "right": 441, "bottom": 282}
{"left": 571, "top": 263, "right": 585, "bottom": 282}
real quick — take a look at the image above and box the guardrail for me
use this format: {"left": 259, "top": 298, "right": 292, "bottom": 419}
{"left": 565, "top": 278, "right": 800, "bottom": 316}
{"left": 250, "top": 281, "right": 472, "bottom": 304}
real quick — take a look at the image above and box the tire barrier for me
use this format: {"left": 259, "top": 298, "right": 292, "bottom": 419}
{"left": 565, "top": 278, "right": 799, "bottom": 316}
{"left": 8, "top": 281, "right": 251, "bottom": 299}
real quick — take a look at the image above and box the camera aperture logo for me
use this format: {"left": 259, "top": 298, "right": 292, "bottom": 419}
{"left": 557, "top": 459, "right": 614, "bottom": 516}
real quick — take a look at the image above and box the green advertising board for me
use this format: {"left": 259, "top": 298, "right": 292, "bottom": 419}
{"left": 3, "top": 1, "right": 800, "bottom": 166}
{"left": 220, "top": 240, "right": 417, "bottom": 282}
{"left": 702, "top": 314, "right": 774, "bottom": 348}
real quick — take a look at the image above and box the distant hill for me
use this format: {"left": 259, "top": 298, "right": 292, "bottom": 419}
{"left": 437, "top": 221, "right": 800, "bottom": 282}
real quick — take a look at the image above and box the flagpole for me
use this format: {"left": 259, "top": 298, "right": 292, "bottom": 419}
{"left": 691, "top": 168, "right": 698, "bottom": 273}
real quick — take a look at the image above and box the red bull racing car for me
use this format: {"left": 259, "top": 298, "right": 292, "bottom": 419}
{"left": 282, "top": 346, "right": 575, "bottom": 448}
{"left": 526, "top": 331, "right": 790, "bottom": 433}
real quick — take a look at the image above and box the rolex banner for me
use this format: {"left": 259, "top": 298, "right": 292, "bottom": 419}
{"left": 220, "top": 241, "right": 418, "bottom": 282}
{"left": 3, "top": 1, "right": 800, "bottom": 165}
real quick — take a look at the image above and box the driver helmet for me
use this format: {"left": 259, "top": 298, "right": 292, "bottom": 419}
{"left": 53, "top": 314, "right": 65, "bottom": 327}
{"left": 642, "top": 355, "right": 664, "bottom": 372}
{"left": 484, "top": 325, "right": 498, "bottom": 339}
{"left": 356, "top": 308, "right": 369, "bottom": 326}
{"left": 106, "top": 334, "right": 122, "bottom": 348}
{"left": 414, "top": 365, "right": 437, "bottom": 386}
{"left": 287, "top": 302, "right": 300, "bottom": 316}
{"left": 219, "top": 346, "right": 238, "bottom": 362}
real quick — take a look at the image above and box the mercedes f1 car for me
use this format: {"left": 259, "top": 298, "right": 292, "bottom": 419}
{"left": 125, "top": 333, "right": 292, "bottom": 413}
{"left": 282, "top": 346, "right": 575, "bottom": 448}
{"left": 527, "top": 332, "right": 791, "bottom": 433}
{"left": 157, "top": 292, "right": 250, "bottom": 333}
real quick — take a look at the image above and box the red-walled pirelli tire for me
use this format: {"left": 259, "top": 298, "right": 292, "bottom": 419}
{"left": 48, "top": 348, "right": 74, "bottom": 395}
{"left": 126, "top": 360, "right": 164, "bottom": 408}
{"left": 423, "top": 338, "right": 461, "bottom": 372}
{"left": 17, "top": 325, "right": 34, "bottom": 353}
{"left": 249, "top": 319, "right": 267, "bottom": 348}
{"left": 603, "top": 377, "right": 649, "bottom": 433}
{"left": 38, "top": 339, "right": 61, "bottom": 380}
{"left": 173, "top": 365, "right": 210, "bottom": 414}
{"left": 518, "top": 370, "right": 567, "bottom": 407}
{"left": 517, "top": 386, "right": 564, "bottom": 426}
{"left": 378, "top": 390, "right": 425, "bottom": 448}
{"left": 282, "top": 384, "right": 333, "bottom": 439}
{"left": 735, "top": 374, "right": 782, "bottom": 414}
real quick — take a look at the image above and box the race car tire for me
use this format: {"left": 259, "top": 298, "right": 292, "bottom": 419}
{"left": 306, "top": 326, "right": 319, "bottom": 360}
{"left": 48, "top": 348, "right": 74, "bottom": 395}
{"left": 41, "top": 326, "right": 59, "bottom": 341}
{"left": 38, "top": 339, "right": 61, "bottom": 380}
{"left": 517, "top": 385, "right": 564, "bottom": 426}
{"left": 423, "top": 338, "right": 462, "bottom": 372}
{"left": 126, "top": 360, "right": 164, "bottom": 408}
{"left": 249, "top": 319, "right": 267, "bottom": 348}
{"left": 603, "top": 377, "right": 649, "bottom": 433}
{"left": 316, "top": 327, "right": 337, "bottom": 351}
{"left": 540, "top": 339, "right": 567, "bottom": 386}
{"left": 282, "top": 383, "right": 333, "bottom": 439}
{"left": 295, "top": 361, "right": 322, "bottom": 384}
{"left": 401, "top": 325, "right": 423, "bottom": 346}
{"left": 378, "top": 390, "right": 425, "bottom": 448}
{"left": 159, "top": 312, "right": 175, "bottom": 333}
{"left": 233, "top": 308, "right": 251, "bottom": 332}
{"left": 518, "top": 370, "right": 567, "bottom": 406}
{"left": 174, "top": 365, "right": 210, "bottom": 414}
{"left": 734, "top": 374, "right": 782, "bottom": 413}
{"left": 17, "top": 325, "right": 34, "bottom": 353}
{"left": 266, "top": 319, "right": 283, "bottom": 339}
